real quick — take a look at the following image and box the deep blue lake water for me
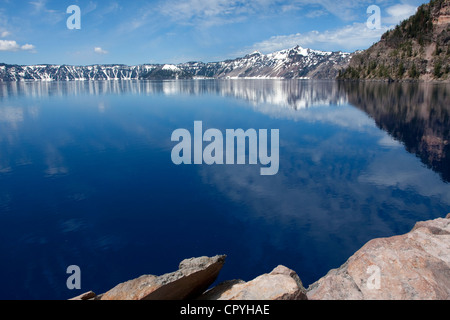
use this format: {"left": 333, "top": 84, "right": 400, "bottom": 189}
{"left": 0, "top": 79, "right": 449, "bottom": 299}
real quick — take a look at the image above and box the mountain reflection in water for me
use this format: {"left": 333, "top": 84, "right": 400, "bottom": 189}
{"left": 341, "top": 81, "right": 450, "bottom": 184}
{"left": 2, "top": 79, "right": 448, "bottom": 183}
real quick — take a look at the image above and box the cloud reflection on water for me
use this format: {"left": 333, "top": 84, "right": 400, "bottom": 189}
{"left": 0, "top": 79, "right": 449, "bottom": 296}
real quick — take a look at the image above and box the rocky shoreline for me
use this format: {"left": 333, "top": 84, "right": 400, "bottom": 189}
{"left": 71, "top": 214, "right": 450, "bottom": 300}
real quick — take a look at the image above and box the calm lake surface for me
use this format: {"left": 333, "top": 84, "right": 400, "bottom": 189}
{"left": 0, "top": 79, "right": 449, "bottom": 299}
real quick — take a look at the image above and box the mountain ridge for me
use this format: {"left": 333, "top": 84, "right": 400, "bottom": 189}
{"left": 178, "top": 46, "right": 352, "bottom": 79}
{"left": 0, "top": 46, "right": 353, "bottom": 81}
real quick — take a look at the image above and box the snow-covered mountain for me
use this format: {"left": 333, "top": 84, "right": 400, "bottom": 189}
{"left": 0, "top": 64, "right": 157, "bottom": 81}
{"left": 0, "top": 46, "right": 353, "bottom": 81}
{"left": 179, "top": 46, "right": 353, "bottom": 79}
{"left": 0, "top": 64, "right": 139, "bottom": 81}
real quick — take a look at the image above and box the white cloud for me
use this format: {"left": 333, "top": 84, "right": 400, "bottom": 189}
{"left": 158, "top": 0, "right": 378, "bottom": 26}
{"left": 310, "top": 0, "right": 375, "bottom": 21}
{"left": 94, "top": 47, "right": 108, "bottom": 54}
{"left": 28, "top": 0, "right": 65, "bottom": 24}
{"left": 29, "top": 0, "right": 46, "bottom": 12}
{"left": 236, "top": 1, "right": 421, "bottom": 55}
{"left": 1, "top": 30, "right": 11, "bottom": 38}
{"left": 243, "top": 22, "right": 388, "bottom": 54}
{"left": 20, "top": 43, "right": 35, "bottom": 51}
{"left": 384, "top": 4, "right": 418, "bottom": 25}
{"left": 305, "top": 9, "right": 328, "bottom": 19}
{"left": 84, "top": 1, "right": 98, "bottom": 15}
{"left": 157, "top": 0, "right": 265, "bottom": 26}
{"left": 0, "top": 40, "right": 35, "bottom": 52}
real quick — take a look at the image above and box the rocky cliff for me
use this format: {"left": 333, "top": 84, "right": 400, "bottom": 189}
{"left": 339, "top": 0, "right": 450, "bottom": 81}
{"left": 71, "top": 214, "right": 450, "bottom": 300}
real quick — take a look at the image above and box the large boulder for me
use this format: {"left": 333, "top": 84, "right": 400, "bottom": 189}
{"left": 100, "top": 255, "right": 226, "bottom": 300}
{"left": 199, "top": 265, "right": 308, "bottom": 300}
{"left": 307, "top": 214, "right": 450, "bottom": 300}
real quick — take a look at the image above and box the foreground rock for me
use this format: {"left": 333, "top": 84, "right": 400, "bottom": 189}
{"left": 307, "top": 214, "right": 450, "bottom": 300}
{"left": 199, "top": 265, "right": 307, "bottom": 300}
{"left": 70, "top": 215, "right": 450, "bottom": 300}
{"left": 69, "top": 291, "right": 96, "bottom": 300}
{"left": 100, "top": 255, "right": 226, "bottom": 300}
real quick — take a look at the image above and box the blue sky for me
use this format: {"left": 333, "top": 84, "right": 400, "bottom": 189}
{"left": 0, "top": 0, "right": 424, "bottom": 65}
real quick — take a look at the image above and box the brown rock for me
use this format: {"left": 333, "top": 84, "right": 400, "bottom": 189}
{"left": 199, "top": 265, "right": 307, "bottom": 300}
{"left": 69, "top": 291, "right": 97, "bottom": 300}
{"left": 100, "top": 255, "right": 226, "bottom": 300}
{"left": 307, "top": 215, "right": 450, "bottom": 300}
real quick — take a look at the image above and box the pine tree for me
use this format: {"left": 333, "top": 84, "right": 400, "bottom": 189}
{"left": 409, "top": 64, "right": 418, "bottom": 78}
{"left": 398, "top": 62, "right": 405, "bottom": 78}
{"left": 434, "top": 60, "right": 443, "bottom": 78}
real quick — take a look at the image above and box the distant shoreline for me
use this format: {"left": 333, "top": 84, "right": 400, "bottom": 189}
{"left": 337, "top": 78, "right": 450, "bottom": 83}
{"left": 2, "top": 78, "right": 450, "bottom": 83}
